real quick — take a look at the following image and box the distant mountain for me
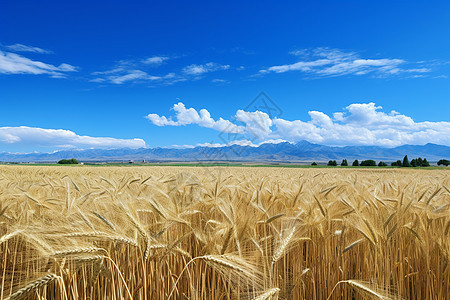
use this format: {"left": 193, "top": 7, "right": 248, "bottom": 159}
{"left": 1, "top": 141, "right": 449, "bottom": 163}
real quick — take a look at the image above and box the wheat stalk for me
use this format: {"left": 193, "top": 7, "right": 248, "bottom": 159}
{"left": 51, "top": 246, "right": 106, "bottom": 257}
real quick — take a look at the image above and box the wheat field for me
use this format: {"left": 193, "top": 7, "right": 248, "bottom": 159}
{"left": 0, "top": 165, "right": 449, "bottom": 299}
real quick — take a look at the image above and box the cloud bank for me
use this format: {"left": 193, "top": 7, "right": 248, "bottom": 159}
{"left": 0, "top": 126, "right": 146, "bottom": 149}
{"left": 90, "top": 47, "right": 445, "bottom": 85}
{"left": 147, "top": 102, "right": 450, "bottom": 147}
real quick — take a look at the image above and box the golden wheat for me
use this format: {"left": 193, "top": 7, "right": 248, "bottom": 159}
{"left": 0, "top": 165, "right": 448, "bottom": 299}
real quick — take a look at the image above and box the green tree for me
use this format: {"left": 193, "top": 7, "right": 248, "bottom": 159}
{"left": 437, "top": 159, "right": 450, "bottom": 166}
{"left": 361, "top": 160, "right": 377, "bottom": 166}
{"left": 327, "top": 160, "right": 337, "bottom": 166}
{"left": 57, "top": 158, "right": 79, "bottom": 164}
{"left": 378, "top": 161, "right": 387, "bottom": 167}
{"left": 417, "top": 157, "right": 423, "bottom": 166}
{"left": 311, "top": 162, "right": 317, "bottom": 166}
{"left": 352, "top": 160, "right": 359, "bottom": 166}
{"left": 402, "top": 155, "right": 411, "bottom": 167}
{"left": 341, "top": 159, "right": 348, "bottom": 166}
{"left": 408, "top": 157, "right": 429, "bottom": 167}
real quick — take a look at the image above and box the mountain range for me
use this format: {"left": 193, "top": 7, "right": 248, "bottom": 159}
{"left": 1, "top": 141, "right": 449, "bottom": 163}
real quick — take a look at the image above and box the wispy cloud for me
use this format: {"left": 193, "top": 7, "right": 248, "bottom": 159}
{"left": 92, "top": 69, "right": 178, "bottom": 85}
{"left": 4, "top": 43, "right": 52, "bottom": 54}
{"left": 182, "top": 62, "right": 230, "bottom": 75}
{"left": 0, "top": 50, "right": 77, "bottom": 77}
{"left": 142, "top": 56, "right": 169, "bottom": 65}
{"left": 90, "top": 58, "right": 176, "bottom": 84}
{"left": 260, "top": 47, "right": 434, "bottom": 78}
{"left": 109, "top": 70, "right": 155, "bottom": 84}
{"left": 92, "top": 57, "right": 232, "bottom": 85}
{"left": 147, "top": 101, "right": 450, "bottom": 147}
{"left": 0, "top": 126, "right": 146, "bottom": 149}
{"left": 211, "top": 78, "right": 229, "bottom": 84}
{"left": 110, "top": 70, "right": 166, "bottom": 84}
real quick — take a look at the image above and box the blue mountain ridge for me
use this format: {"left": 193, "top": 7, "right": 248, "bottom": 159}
{"left": 0, "top": 141, "right": 449, "bottom": 163}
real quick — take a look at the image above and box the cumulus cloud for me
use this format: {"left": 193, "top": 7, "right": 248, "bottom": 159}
{"left": 182, "top": 62, "right": 230, "bottom": 75}
{"left": 146, "top": 102, "right": 244, "bottom": 134}
{"left": 271, "top": 103, "right": 450, "bottom": 147}
{"left": 260, "top": 47, "right": 433, "bottom": 78}
{"left": 235, "top": 110, "right": 272, "bottom": 139}
{"left": 0, "top": 50, "right": 78, "bottom": 77}
{"left": 147, "top": 101, "right": 450, "bottom": 147}
{"left": 4, "top": 43, "right": 52, "bottom": 54}
{"left": 0, "top": 126, "right": 146, "bottom": 149}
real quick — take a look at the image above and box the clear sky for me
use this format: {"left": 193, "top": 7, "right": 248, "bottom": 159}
{"left": 1, "top": 0, "right": 449, "bottom": 153}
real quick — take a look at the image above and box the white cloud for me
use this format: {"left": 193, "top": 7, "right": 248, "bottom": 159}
{"left": 261, "top": 47, "right": 432, "bottom": 78}
{"left": 108, "top": 70, "right": 161, "bottom": 84}
{"left": 212, "top": 78, "right": 229, "bottom": 83}
{"left": 271, "top": 103, "right": 450, "bottom": 147}
{"left": 142, "top": 56, "right": 169, "bottom": 65}
{"left": 5, "top": 43, "right": 52, "bottom": 54}
{"left": 0, "top": 126, "right": 146, "bottom": 149}
{"left": 148, "top": 101, "right": 450, "bottom": 147}
{"left": 235, "top": 110, "right": 272, "bottom": 139}
{"left": 182, "top": 62, "right": 230, "bottom": 75}
{"left": 339, "top": 103, "right": 415, "bottom": 128}
{"left": 146, "top": 102, "right": 244, "bottom": 134}
{"left": 92, "top": 67, "right": 179, "bottom": 85}
{"left": 0, "top": 50, "right": 78, "bottom": 77}
{"left": 265, "top": 59, "right": 332, "bottom": 73}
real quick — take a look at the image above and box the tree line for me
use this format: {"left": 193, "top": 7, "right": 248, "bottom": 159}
{"left": 323, "top": 159, "right": 385, "bottom": 167}
{"left": 391, "top": 155, "right": 430, "bottom": 167}
{"left": 311, "top": 155, "right": 449, "bottom": 167}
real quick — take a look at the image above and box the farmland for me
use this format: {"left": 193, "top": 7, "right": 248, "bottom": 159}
{"left": 0, "top": 166, "right": 449, "bottom": 299}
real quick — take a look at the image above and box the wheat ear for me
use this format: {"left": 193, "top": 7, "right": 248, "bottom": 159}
{"left": 6, "top": 274, "right": 59, "bottom": 300}
{"left": 253, "top": 287, "right": 280, "bottom": 300}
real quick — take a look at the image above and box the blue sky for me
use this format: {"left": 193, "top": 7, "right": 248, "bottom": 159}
{"left": 1, "top": 0, "right": 449, "bottom": 152}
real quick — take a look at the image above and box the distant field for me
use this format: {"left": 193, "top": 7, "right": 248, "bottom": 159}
{"left": 0, "top": 166, "right": 449, "bottom": 299}
{"left": 1, "top": 161, "right": 448, "bottom": 170}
